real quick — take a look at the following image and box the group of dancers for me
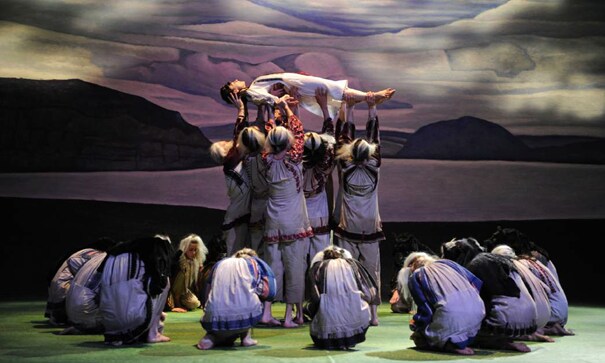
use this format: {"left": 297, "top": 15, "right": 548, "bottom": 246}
{"left": 44, "top": 72, "right": 574, "bottom": 354}
{"left": 395, "top": 227, "right": 574, "bottom": 355}
{"left": 211, "top": 72, "right": 396, "bottom": 333}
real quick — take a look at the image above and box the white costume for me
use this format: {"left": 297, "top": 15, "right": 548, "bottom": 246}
{"left": 262, "top": 114, "right": 313, "bottom": 303}
{"left": 45, "top": 248, "right": 103, "bottom": 325}
{"left": 64, "top": 252, "right": 107, "bottom": 332}
{"left": 245, "top": 73, "right": 347, "bottom": 120}
{"left": 405, "top": 260, "right": 485, "bottom": 351}
{"left": 306, "top": 248, "right": 378, "bottom": 350}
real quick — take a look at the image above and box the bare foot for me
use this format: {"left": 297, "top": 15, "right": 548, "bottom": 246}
{"left": 505, "top": 342, "right": 531, "bottom": 352}
{"left": 171, "top": 307, "right": 187, "bottom": 313}
{"left": 197, "top": 336, "right": 215, "bottom": 350}
{"left": 374, "top": 88, "right": 396, "bottom": 104}
{"left": 282, "top": 320, "right": 299, "bottom": 328}
{"left": 454, "top": 347, "right": 475, "bottom": 355}
{"left": 443, "top": 341, "right": 474, "bottom": 355}
{"left": 370, "top": 319, "right": 379, "bottom": 326}
{"left": 241, "top": 337, "right": 258, "bottom": 347}
{"left": 148, "top": 333, "right": 171, "bottom": 343}
{"left": 522, "top": 333, "right": 555, "bottom": 342}
{"left": 160, "top": 312, "right": 167, "bottom": 321}
{"left": 544, "top": 323, "right": 575, "bottom": 336}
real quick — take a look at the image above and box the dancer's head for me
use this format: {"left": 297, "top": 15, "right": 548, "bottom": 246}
{"left": 237, "top": 126, "right": 265, "bottom": 155}
{"left": 491, "top": 244, "right": 517, "bottom": 258}
{"left": 311, "top": 246, "right": 353, "bottom": 265}
{"left": 234, "top": 248, "right": 258, "bottom": 258}
{"left": 220, "top": 79, "right": 247, "bottom": 105}
{"left": 209, "top": 140, "right": 234, "bottom": 164}
{"left": 441, "top": 237, "right": 484, "bottom": 267}
{"left": 303, "top": 132, "right": 330, "bottom": 165}
{"left": 179, "top": 233, "right": 208, "bottom": 265}
{"left": 265, "top": 126, "right": 294, "bottom": 154}
{"left": 403, "top": 251, "right": 436, "bottom": 272}
{"left": 336, "top": 138, "right": 377, "bottom": 163}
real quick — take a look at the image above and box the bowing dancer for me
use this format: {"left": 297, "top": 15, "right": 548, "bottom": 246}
{"left": 220, "top": 72, "right": 395, "bottom": 121}
{"left": 305, "top": 246, "right": 378, "bottom": 350}
{"left": 198, "top": 248, "right": 276, "bottom": 350}
{"left": 491, "top": 245, "right": 555, "bottom": 342}
{"left": 398, "top": 252, "right": 485, "bottom": 355}
{"left": 333, "top": 92, "right": 387, "bottom": 326}
{"left": 441, "top": 237, "right": 538, "bottom": 352}
{"left": 45, "top": 237, "right": 117, "bottom": 326}
{"left": 98, "top": 234, "right": 174, "bottom": 346}
{"left": 390, "top": 233, "right": 435, "bottom": 314}
{"left": 61, "top": 244, "right": 116, "bottom": 334}
{"left": 484, "top": 227, "right": 573, "bottom": 336}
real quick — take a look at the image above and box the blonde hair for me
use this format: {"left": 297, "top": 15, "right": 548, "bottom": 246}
{"left": 336, "top": 138, "right": 377, "bottom": 162}
{"left": 403, "top": 251, "right": 436, "bottom": 271}
{"left": 209, "top": 140, "right": 233, "bottom": 164}
{"left": 265, "top": 126, "right": 294, "bottom": 154}
{"left": 398, "top": 252, "right": 437, "bottom": 307}
{"left": 234, "top": 247, "right": 258, "bottom": 258}
{"left": 237, "top": 126, "right": 265, "bottom": 155}
{"left": 177, "top": 234, "right": 207, "bottom": 289}
{"left": 179, "top": 233, "right": 208, "bottom": 265}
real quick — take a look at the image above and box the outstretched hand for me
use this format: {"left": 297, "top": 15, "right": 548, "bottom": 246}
{"left": 228, "top": 91, "right": 244, "bottom": 110}
{"left": 315, "top": 87, "right": 328, "bottom": 108}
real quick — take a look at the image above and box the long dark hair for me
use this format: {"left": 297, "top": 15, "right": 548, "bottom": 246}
{"left": 219, "top": 82, "right": 250, "bottom": 114}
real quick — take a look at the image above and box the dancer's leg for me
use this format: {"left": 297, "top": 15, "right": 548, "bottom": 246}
{"left": 343, "top": 87, "right": 395, "bottom": 104}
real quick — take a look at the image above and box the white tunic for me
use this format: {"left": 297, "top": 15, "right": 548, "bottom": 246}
{"left": 65, "top": 252, "right": 107, "bottom": 332}
{"left": 263, "top": 154, "right": 312, "bottom": 243}
{"left": 336, "top": 158, "right": 383, "bottom": 241}
{"left": 246, "top": 73, "right": 347, "bottom": 120}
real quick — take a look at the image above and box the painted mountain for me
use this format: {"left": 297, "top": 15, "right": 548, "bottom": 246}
{"left": 203, "top": 116, "right": 605, "bottom": 164}
{"left": 395, "top": 116, "right": 605, "bottom": 164}
{"left": 0, "top": 78, "right": 214, "bottom": 172}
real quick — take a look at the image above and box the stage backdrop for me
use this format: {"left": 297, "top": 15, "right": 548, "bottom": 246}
{"left": 1, "top": 0, "right": 604, "bottom": 222}
{"left": 1, "top": 1, "right": 605, "bottom": 304}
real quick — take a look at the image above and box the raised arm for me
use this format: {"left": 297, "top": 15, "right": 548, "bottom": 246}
{"left": 365, "top": 93, "right": 380, "bottom": 144}
{"left": 315, "top": 87, "right": 335, "bottom": 136}
{"left": 277, "top": 95, "right": 305, "bottom": 163}
{"left": 229, "top": 91, "right": 248, "bottom": 142}
{"left": 337, "top": 94, "right": 357, "bottom": 146}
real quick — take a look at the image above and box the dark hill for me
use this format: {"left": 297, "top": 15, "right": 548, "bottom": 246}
{"left": 397, "top": 116, "right": 530, "bottom": 160}
{"left": 0, "top": 78, "right": 214, "bottom": 172}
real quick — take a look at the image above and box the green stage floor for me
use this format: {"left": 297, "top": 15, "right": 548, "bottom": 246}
{"left": 1, "top": 301, "right": 603, "bottom": 363}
